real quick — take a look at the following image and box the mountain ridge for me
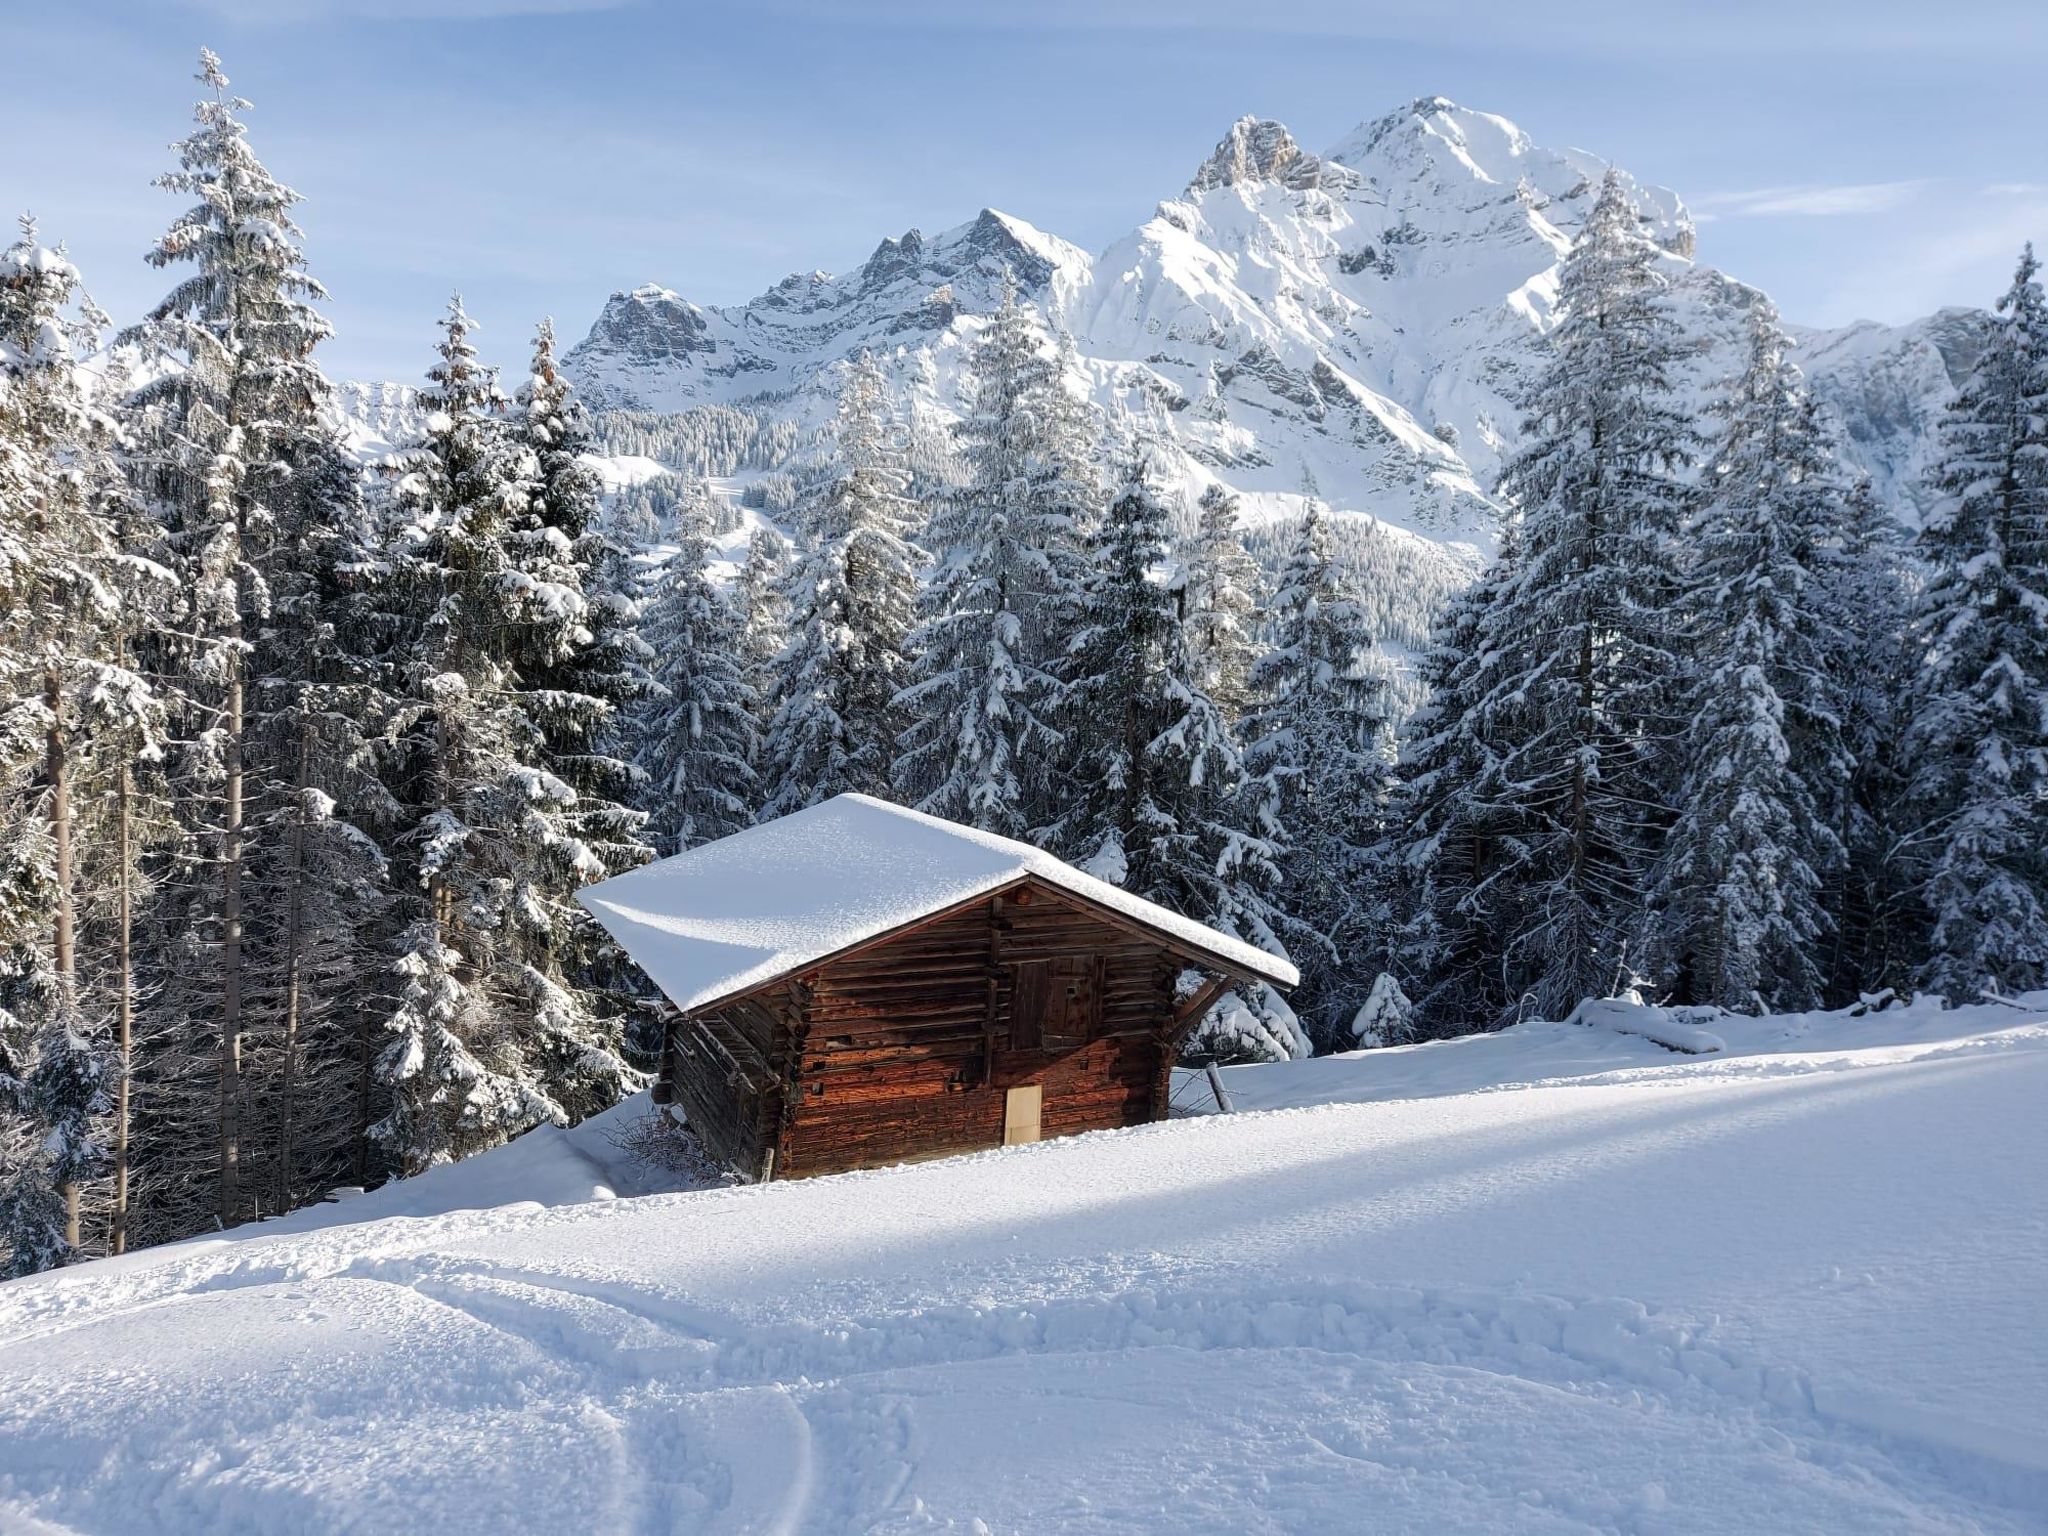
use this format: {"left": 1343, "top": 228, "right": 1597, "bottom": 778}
{"left": 558, "top": 97, "right": 1968, "bottom": 540}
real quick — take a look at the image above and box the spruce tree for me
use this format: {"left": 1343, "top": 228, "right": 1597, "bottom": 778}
{"left": 1391, "top": 552, "right": 1522, "bottom": 1035}
{"left": 1905, "top": 245, "right": 2048, "bottom": 1000}
{"left": 894, "top": 274, "right": 1093, "bottom": 838}
{"left": 509, "top": 319, "right": 656, "bottom": 1108}
{"left": 1240, "top": 485, "right": 1396, "bottom": 1047}
{"left": 122, "top": 50, "right": 370, "bottom": 1231}
{"left": 1469, "top": 170, "right": 1697, "bottom": 1021}
{"left": 1822, "top": 481, "right": 1918, "bottom": 999}
{"left": 636, "top": 478, "right": 758, "bottom": 852}
{"left": 1650, "top": 304, "right": 1844, "bottom": 1012}
{"left": 374, "top": 299, "right": 578, "bottom": 1174}
{"left": 1058, "top": 465, "right": 1221, "bottom": 894}
{"left": 0, "top": 221, "right": 129, "bottom": 1270}
{"left": 734, "top": 524, "right": 791, "bottom": 733}
{"left": 762, "top": 352, "right": 920, "bottom": 815}
{"left": 1180, "top": 485, "right": 1263, "bottom": 725}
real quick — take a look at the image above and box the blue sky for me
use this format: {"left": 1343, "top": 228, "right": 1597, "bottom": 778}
{"left": 4, "top": 0, "right": 2043, "bottom": 383}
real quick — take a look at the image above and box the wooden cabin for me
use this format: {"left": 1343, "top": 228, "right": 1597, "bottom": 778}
{"left": 578, "top": 793, "right": 1297, "bottom": 1180}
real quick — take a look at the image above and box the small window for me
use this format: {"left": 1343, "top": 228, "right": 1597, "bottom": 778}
{"left": 1008, "top": 956, "right": 1103, "bottom": 1051}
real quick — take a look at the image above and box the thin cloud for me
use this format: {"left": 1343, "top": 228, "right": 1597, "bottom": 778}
{"left": 1691, "top": 181, "right": 1927, "bottom": 221}
{"left": 179, "top": 0, "right": 632, "bottom": 19}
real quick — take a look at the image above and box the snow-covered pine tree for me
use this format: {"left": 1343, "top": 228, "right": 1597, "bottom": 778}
{"left": 227, "top": 268, "right": 399, "bottom": 1220}
{"left": 894, "top": 273, "right": 1094, "bottom": 839}
{"left": 1179, "top": 485, "right": 1263, "bottom": 725}
{"left": 373, "top": 299, "right": 574, "bottom": 1175}
{"left": 635, "top": 477, "right": 758, "bottom": 854}
{"left": 1057, "top": 463, "right": 1305, "bottom": 1061}
{"left": 511, "top": 318, "right": 652, "bottom": 864}
{"left": 1349, "top": 972, "right": 1416, "bottom": 1048}
{"left": 733, "top": 524, "right": 791, "bottom": 733}
{"left": 1390, "top": 551, "right": 1522, "bottom": 1036}
{"left": 1650, "top": 303, "right": 1845, "bottom": 1012}
{"left": 761, "top": 352, "right": 920, "bottom": 815}
{"left": 507, "top": 319, "right": 656, "bottom": 1118}
{"left": 120, "top": 50, "right": 377, "bottom": 1233}
{"left": 1476, "top": 170, "right": 1698, "bottom": 1022}
{"left": 1905, "top": 245, "right": 2048, "bottom": 1000}
{"left": 1821, "top": 480, "right": 1918, "bottom": 999}
{"left": 1240, "top": 482, "right": 1397, "bottom": 1049}
{"left": 1057, "top": 462, "right": 1221, "bottom": 892}
{"left": 0, "top": 220, "right": 130, "bottom": 1271}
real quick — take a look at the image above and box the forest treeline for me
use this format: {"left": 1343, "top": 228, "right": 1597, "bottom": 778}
{"left": 4, "top": 57, "right": 2044, "bottom": 1274}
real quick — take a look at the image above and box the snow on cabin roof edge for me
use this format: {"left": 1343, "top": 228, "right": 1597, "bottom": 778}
{"left": 577, "top": 793, "right": 1297, "bottom": 1015}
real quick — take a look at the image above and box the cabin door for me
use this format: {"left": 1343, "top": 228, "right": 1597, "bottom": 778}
{"left": 1004, "top": 1084, "right": 1042, "bottom": 1145}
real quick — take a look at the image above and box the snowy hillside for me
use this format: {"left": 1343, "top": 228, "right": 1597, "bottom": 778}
{"left": 556, "top": 97, "right": 1975, "bottom": 560}
{"left": 3, "top": 996, "right": 2042, "bottom": 1534}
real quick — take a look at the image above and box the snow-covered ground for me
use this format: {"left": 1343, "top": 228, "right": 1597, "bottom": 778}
{"left": 3, "top": 997, "right": 2043, "bottom": 1534}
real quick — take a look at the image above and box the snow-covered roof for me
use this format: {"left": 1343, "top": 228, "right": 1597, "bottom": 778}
{"left": 578, "top": 793, "right": 1297, "bottom": 1014}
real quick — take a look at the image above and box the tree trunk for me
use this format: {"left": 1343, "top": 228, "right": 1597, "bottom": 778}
{"left": 275, "top": 718, "right": 311, "bottom": 1214}
{"left": 112, "top": 760, "right": 134, "bottom": 1256}
{"left": 218, "top": 647, "right": 246, "bottom": 1227}
{"left": 44, "top": 668, "right": 80, "bottom": 1250}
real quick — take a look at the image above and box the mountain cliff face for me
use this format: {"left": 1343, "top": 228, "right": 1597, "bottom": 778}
{"left": 556, "top": 95, "right": 1970, "bottom": 632}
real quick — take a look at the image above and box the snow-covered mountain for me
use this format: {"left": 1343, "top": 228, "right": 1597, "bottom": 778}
{"left": 558, "top": 97, "right": 1978, "bottom": 581}
{"left": 1792, "top": 306, "right": 1990, "bottom": 523}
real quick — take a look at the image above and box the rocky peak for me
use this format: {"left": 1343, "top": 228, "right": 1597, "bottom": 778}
{"left": 1188, "top": 116, "right": 1357, "bottom": 196}
{"left": 861, "top": 229, "right": 927, "bottom": 290}
{"left": 575, "top": 283, "right": 715, "bottom": 366}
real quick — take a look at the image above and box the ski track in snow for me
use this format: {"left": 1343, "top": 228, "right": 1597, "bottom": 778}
{"left": 1, "top": 1009, "right": 2044, "bottom": 1533}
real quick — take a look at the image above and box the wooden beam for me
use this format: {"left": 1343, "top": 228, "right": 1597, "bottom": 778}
{"left": 1173, "top": 971, "right": 1236, "bottom": 1032}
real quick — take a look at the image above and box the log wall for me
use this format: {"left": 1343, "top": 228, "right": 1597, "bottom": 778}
{"left": 663, "top": 877, "right": 1194, "bottom": 1180}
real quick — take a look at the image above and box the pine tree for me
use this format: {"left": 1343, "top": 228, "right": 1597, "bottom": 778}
{"left": 1650, "top": 303, "right": 1844, "bottom": 1012}
{"left": 762, "top": 352, "right": 921, "bottom": 815}
{"left": 1180, "top": 485, "right": 1263, "bottom": 725}
{"left": 508, "top": 319, "right": 656, "bottom": 1114}
{"left": 1465, "top": 170, "right": 1698, "bottom": 1022}
{"left": 1240, "top": 484, "right": 1396, "bottom": 1048}
{"left": 1390, "top": 553, "right": 1522, "bottom": 1035}
{"left": 122, "top": 50, "right": 367, "bottom": 1231}
{"left": 0, "top": 220, "right": 129, "bottom": 1270}
{"left": 373, "top": 299, "right": 577, "bottom": 1174}
{"left": 733, "top": 524, "right": 791, "bottom": 732}
{"left": 1350, "top": 972, "right": 1416, "bottom": 1048}
{"left": 894, "top": 274, "right": 1094, "bottom": 838}
{"left": 1905, "top": 245, "right": 2048, "bottom": 1000}
{"left": 1822, "top": 481, "right": 1918, "bottom": 999}
{"left": 636, "top": 478, "right": 758, "bottom": 853}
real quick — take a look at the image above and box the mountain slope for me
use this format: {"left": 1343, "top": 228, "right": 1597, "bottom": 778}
{"left": 561, "top": 96, "right": 1972, "bottom": 578}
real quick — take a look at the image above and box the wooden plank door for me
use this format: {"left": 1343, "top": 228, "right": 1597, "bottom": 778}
{"left": 1003, "top": 1084, "right": 1042, "bottom": 1145}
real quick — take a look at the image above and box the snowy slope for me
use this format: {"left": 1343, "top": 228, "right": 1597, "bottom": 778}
{"left": 3, "top": 996, "right": 2043, "bottom": 1534}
